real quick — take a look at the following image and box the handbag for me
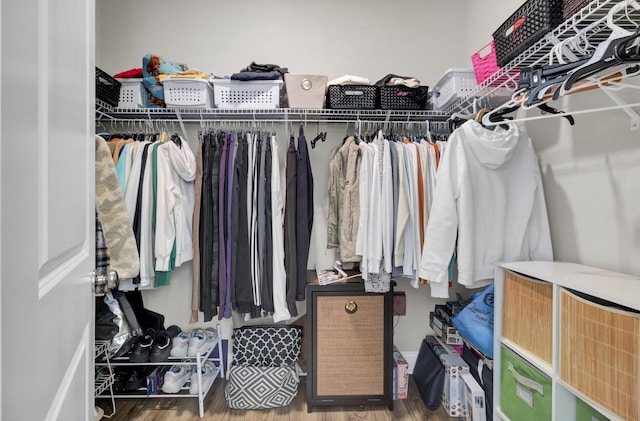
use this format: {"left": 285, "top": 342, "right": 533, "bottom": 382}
{"left": 452, "top": 283, "right": 495, "bottom": 358}
{"left": 412, "top": 337, "right": 446, "bottom": 411}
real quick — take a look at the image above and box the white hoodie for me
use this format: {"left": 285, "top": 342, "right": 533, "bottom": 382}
{"left": 155, "top": 138, "right": 196, "bottom": 271}
{"left": 418, "top": 120, "right": 553, "bottom": 298}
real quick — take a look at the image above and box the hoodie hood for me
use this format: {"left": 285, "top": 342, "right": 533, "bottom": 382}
{"left": 462, "top": 120, "right": 520, "bottom": 169}
{"left": 164, "top": 137, "right": 196, "bottom": 181}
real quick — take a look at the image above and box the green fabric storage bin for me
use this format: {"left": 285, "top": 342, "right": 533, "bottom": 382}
{"left": 576, "top": 397, "right": 610, "bottom": 421}
{"left": 500, "top": 346, "right": 552, "bottom": 421}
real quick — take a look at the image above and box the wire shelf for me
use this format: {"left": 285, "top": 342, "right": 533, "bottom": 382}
{"left": 446, "top": 0, "right": 640, "bottom": 115}
{"left": 96, "top": 99, "right": 449, "bottom": 123}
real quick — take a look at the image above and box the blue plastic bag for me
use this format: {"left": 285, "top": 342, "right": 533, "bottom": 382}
{"left": 452, "top": 283, "right": 494, "bottom": 358}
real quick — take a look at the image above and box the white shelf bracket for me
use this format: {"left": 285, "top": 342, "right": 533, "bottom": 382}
{"left": 600, "top": 88, "right": 640, "bottom": 131}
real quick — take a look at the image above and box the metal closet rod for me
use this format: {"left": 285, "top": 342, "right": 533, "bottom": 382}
{"left": 99, "top": 118, "right": 447, "bottom": 125}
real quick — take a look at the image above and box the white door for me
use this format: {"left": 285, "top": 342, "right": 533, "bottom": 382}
{"left": 1, "top": 0, "right": 95, "bottom": 420}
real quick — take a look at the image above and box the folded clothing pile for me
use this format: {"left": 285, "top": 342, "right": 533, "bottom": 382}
{"left": 230, "top": 61, "right": 288, "bottom": 81}
{"left": 375, "top": 73, "right": 421, "bottom": 88}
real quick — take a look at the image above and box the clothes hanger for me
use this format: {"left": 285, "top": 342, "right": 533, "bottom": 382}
{"left": 560, "top": 1, "right": 640, "bottom": 94}
{"left": 559, "top": 28, "right": 640, "bottom": 96}
{"left": 474, "top": 108, "right": 491, "bottom": 123}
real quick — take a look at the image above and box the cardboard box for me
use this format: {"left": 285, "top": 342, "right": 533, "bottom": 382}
{"left": 430, "top": 312, "right": 463, "bottom": 345}
{"left": 462, "top": 372, "right": 486, "bottom": 421}
{"left": 440, "top": 353, "right": 470, "bottom": 417}
{"left": 444, "top": 330, "right": 463, "bottom": 346}
{"left": 435, "top": 304, "right": 453, "bottom": 324}
{"left": 432, "top": 334, "right": 459, "bottom": 355}
{"left": 393, "top": 346, "right": 409, "bottom": 400}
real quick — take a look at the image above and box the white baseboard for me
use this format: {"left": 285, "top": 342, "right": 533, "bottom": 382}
{"left": 399, "top": 351, "right": 418, "bottom": 374}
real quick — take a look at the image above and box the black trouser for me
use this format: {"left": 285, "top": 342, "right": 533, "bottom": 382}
{"left": 295, "top": 127, "right": 314, "bottom": 300}
{"left": 261, "top": 135, "right": 274, "bottom": 313}
{"left": 200, "top": 133, "right": 219, "bottom": 321}
{"left": 217, "top": 133, "right": 228, "bottom": 320}
{"left": 235, "top": 133, "right": 253, "bottom": 314}
{"left": 284, "top": 137, "right": 298, "bottom": 317}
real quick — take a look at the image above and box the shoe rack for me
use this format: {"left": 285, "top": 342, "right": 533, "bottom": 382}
{"left": 94, "top": 339, "right": 116, "bottom": 418}
{"left": 95, "top": 324, "right": 224, "bottom": 418}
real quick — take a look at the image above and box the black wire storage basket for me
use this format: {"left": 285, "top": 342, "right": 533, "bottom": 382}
{"left": 96, "top": 67, "right": 121, "bottom": 107}
{"left": 562, "top": 0, "right": 590, "bottom": 20}
{"left": 326, "top": 85, "right": 379, "bottom": 109}
{"left": 380, "top": 85, "right": 429, "bottom": 110}
{"left": 492, "top": 0, "right": 564, "bottom": 67}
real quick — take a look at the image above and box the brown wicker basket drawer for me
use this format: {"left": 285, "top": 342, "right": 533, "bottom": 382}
{"left": 315, "top": 294, "right": 385, "bottom": 396}
{"left": 503, "top": 270, "right": 553, "bottom": 363}
{"left": 560, "top": 289, "right": 640, "bottom": 421}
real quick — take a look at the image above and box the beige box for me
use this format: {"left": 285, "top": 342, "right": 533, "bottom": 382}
{"left": 284, "top": 74, "right": 328, "bottom": 109}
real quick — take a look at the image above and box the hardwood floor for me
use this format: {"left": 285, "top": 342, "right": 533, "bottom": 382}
{"left": 97, "top": 375, "right": 458, "bottom": 421}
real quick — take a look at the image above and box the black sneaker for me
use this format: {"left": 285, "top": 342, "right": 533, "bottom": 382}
{"left": 129, "top": 329, "right": 155, "bottom": 363}
{"left": 149, "top": 330, "right": 172, "bottom": 362}
{"left": 165, "top": 325, "right": 181, "bottom": 339}
{"left": 124, "top": 367, "right": 153, "bottom": 391}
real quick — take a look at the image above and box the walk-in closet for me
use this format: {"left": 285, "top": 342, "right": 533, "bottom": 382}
{"left": 1, "top": 1, "right": 639, "bottom": 420}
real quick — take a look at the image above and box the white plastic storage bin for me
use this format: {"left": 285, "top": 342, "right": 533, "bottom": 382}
{"left": 431, "top": 68, "right": 477, "bottom": 111}
{"left": 116, "top": 79, "right": 147, "bottom": 109}
{"left": 162, "top": 78, "right": 214, "bottom": 109}
{"left": 212, "top": 79, "right": 282, "bottom": 109}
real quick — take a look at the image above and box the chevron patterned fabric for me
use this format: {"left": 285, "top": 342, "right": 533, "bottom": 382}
{"left": 225, "top": 366, "right": 299, "bottom": 409}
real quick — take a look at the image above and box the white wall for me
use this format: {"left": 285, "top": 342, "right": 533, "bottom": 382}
{"left": 96, "top": 0, "right": 471, "bottom": 353}
{"left": 465, "top": 0, "right": 522, "bottom": 59}
{"left": 96, "top": 0, "right": 640, "bottom": 360}
{"left": 465, "top": 0, "right": 640, "bottom": 275}
{"left": 97, "top": 0, "right": 469, "bottom": 88}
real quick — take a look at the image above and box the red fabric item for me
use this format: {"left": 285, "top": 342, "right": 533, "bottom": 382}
{"left": 114, "top": 68, "right": 143, "bottom": 78}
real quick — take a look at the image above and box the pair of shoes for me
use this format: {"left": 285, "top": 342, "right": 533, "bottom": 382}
{"left": 124, "top": 367, "right": 152, "bottom": 391}
{"left": 187, "top": 328, "right": 217, "bottom": 357}
{"left": 170, "top": 327, "right": 217, "bottom": 358}
{"left": 113, "top": 367, "right": 152, "bottom": 392}
{"left": 162, "top": 364, "right": 192, "bottom": 394}
{"left": 149, "top": 330, "right": 172, "bottom": 362}
{"left": 170, "top": 331, "right": 192, "bottom": 358}
{"left": 151, "top": 325, "right": 182, "bottom": 361}
{"left": 189, "top": 361, "right": 217, "bottom": 395}
{"left": 129, "top": 329, "right": 156, "bottom": 363}
{"left": 131, "top": 326, "right": 182, "bottom": 362}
